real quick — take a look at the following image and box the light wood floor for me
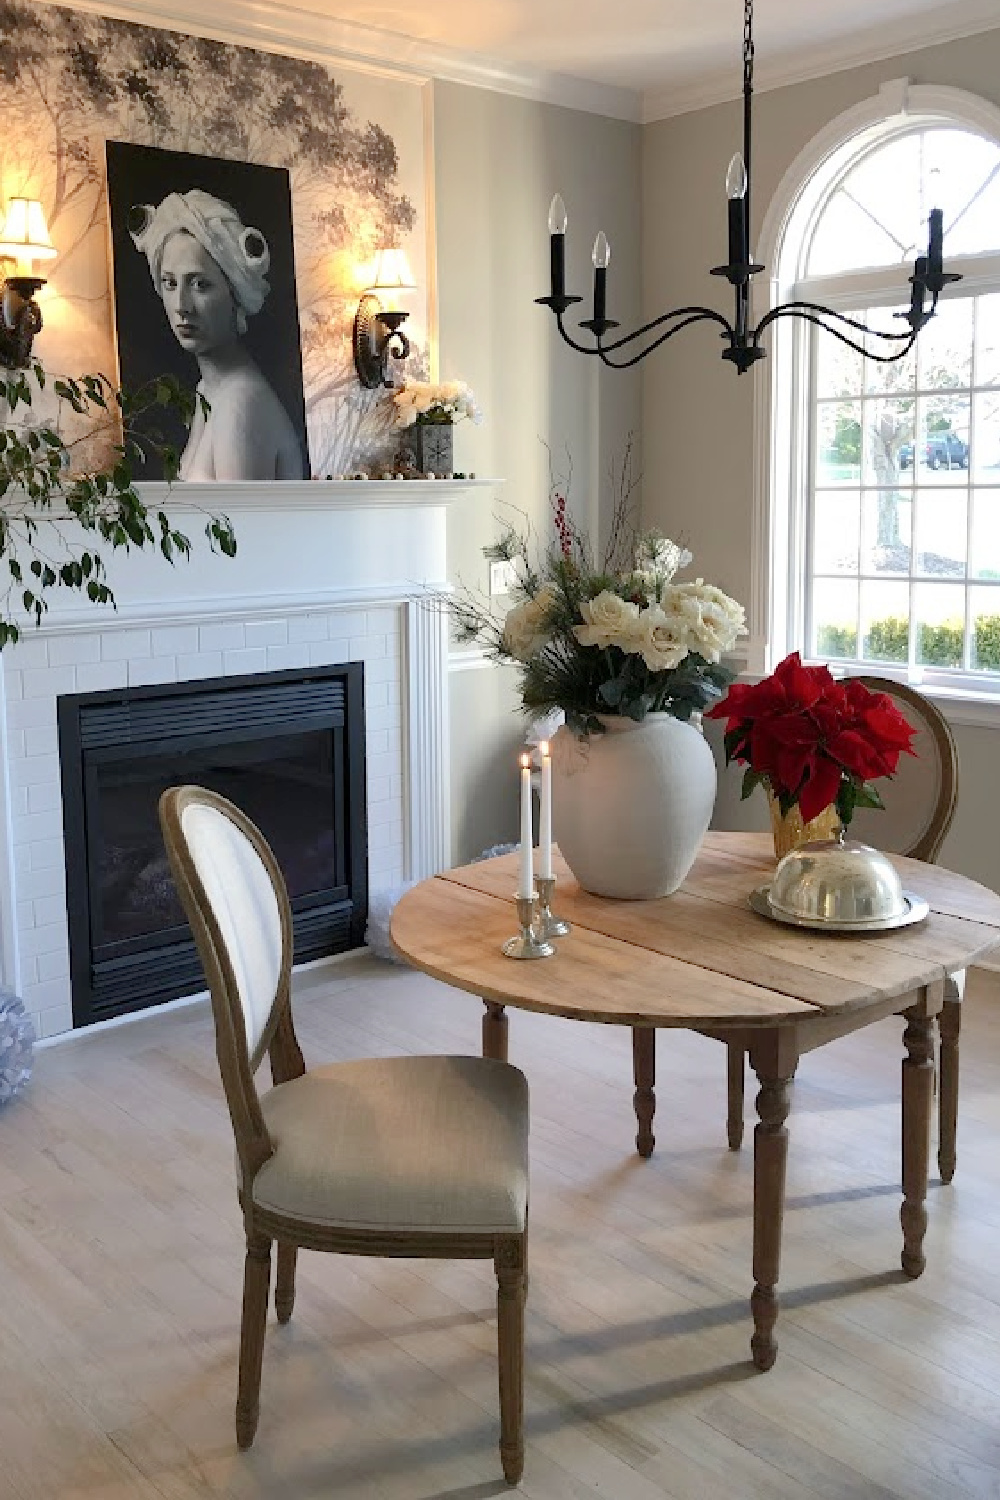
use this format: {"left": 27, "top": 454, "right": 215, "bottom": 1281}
{"left": 2, "top": 957, "right": 1000, "bottom": 1500}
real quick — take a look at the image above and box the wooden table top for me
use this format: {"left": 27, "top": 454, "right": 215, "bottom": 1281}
{"left": 390, "top": 831, "right": 1000, "bottom": 1029}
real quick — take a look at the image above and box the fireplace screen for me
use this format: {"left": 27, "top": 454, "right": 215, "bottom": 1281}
{"left": 58, "top": 665, "right": 367, "bottom": 1028}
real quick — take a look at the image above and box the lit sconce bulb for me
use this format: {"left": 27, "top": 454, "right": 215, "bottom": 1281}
{"left": 592, "top": 231, "right": 611, "bottom": 270}
{"left": 548, "top": 194, "right": 567, "bottom": 235}
{"left": 0, "top": 197, "right": 57, "bottom": 368}
{"left": 726, "top": 153, "right": 747, "bottom": 200}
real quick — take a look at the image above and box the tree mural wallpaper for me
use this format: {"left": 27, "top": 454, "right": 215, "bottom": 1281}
{"left": 0, "top": 0, "right": 429, "bottom": 477}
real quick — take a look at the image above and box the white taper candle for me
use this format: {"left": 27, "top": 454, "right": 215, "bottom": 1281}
{"left": 518, "top": 752, "right": 534, "bottom": 898}
{"left": 539, "top": 740, "right": 553, "bottom": 879}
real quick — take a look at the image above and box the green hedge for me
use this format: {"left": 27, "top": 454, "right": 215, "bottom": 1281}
{"left": 817, "top": 614, "right": 1000, "bottom": 671}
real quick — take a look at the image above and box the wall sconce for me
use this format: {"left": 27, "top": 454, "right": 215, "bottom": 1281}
{"left": 0, "top": 198, "right": 57, "bottom": 370}
{"left": 353, "top": 248, "right": 416, "bottom": 389}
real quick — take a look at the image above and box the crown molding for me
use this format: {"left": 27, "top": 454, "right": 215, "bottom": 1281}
{"left": 54, "top": 0, "right": 642, "bottom": 121}
{"left": 642, "top": 0, "right": 1000, "bottom": 122}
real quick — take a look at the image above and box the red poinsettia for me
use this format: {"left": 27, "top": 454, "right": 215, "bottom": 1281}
{"left": 706, "top": 653, "right": 917, "bottom": 825}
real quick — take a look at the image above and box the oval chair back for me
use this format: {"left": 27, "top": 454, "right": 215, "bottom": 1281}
{"left": 845, "top": 677, "right": 958, "bottom": 862}
{"left": 159, "top": 784, "right": 297, "bottom": 1186}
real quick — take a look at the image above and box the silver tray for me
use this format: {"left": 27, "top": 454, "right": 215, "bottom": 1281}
{"left": 749, "top": 884, "right": 930, "bottom": 933}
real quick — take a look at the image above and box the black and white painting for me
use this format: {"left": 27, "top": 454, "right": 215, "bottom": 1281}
{"left": 107, "top": 141, "right": 308, "bottom": 481}
{"left": 0, "top": 1, "right": 429, "bottom": 476}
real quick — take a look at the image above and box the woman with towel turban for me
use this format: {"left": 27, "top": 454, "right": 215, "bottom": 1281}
{"left": 130, "top": 190, "right": 304, "bottom": 481}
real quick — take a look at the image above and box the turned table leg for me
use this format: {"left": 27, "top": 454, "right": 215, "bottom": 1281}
{"left": 483, "top": 1001, "right": 508, "bottom": 1062}
{"left": 902, "top": 1006, "right": 936, "bottom": 1278}
{"left": 632, "top": 1027, "right": 656, "bottom": 1159}
{"left": 748, "top": 1034, "right": 797, "bottom": 1372}
{"left": 727, "top": 1042, "right": 745, "bottom": 1151}
{"left": 937, "top": 978, "right": 962, "bottom": 1185}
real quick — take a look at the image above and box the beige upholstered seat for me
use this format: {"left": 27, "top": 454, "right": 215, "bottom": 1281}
{"left": 717, "top": 677, "right": 962, "bottom": 1180}
{"left": 159, "top": 785, "right": 529, "bottom": 1485}
{"left": 251, "top": 1055, "right": 529, "bottom": 1233}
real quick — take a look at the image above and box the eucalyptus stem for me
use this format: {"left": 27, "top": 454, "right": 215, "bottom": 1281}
{"left": 0, "top": 359, "right": 237, "bottom": 644}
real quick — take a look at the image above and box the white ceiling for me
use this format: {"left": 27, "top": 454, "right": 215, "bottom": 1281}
{"left": 274, "top": 0, "right": 1000, "bottom": 117}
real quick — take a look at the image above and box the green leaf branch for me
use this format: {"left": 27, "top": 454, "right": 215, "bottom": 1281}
{"left": 0, "top": 361, "right": 236, "bottom": 644}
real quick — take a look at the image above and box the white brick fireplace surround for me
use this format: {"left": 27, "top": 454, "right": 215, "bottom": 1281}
{"left": 0, "top": 479, "right": 491, "bottom": 1040}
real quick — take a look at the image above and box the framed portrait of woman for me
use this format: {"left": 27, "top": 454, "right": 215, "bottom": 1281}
{"left": 106, "top": 140, "right": 309, "bottom": 482}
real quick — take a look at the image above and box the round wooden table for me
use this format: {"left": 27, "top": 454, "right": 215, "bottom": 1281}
{"left": 391, "top": 831, "right": 1000, "bottom": 1370}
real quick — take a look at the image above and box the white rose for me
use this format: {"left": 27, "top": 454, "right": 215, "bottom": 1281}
{"left": 502, "top": 583, "right": 559, "bottom": 661}
{"left": 573, "top": 590, "right": 640, "bottom": 649}
{"left": 662, "top": 580, "right": 746, "bottom": 662}
{"left": 624, "top": 603, "right": 691, "bottom": 671}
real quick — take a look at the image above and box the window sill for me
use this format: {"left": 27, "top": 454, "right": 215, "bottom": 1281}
{"left": 732, "top": 649, "right": 1000, "bottom": 730}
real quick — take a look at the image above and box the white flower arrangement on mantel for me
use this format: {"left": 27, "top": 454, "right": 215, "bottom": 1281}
{"left": 392, "top": 379, "right": 483, "bottom": 428}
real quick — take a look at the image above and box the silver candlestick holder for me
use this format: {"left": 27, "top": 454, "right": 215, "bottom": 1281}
{"left": 502, "top": 894, "right": 555, "bottom": 959}
{"left": 535, "top": 874, "right": 571, "bottom": 939}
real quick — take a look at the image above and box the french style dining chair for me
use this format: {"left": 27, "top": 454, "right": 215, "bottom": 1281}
{"left": 719, "top": 677, "right": 961, "bottom": 1178}
{"left": 159, "top": 785, "right": 530, "bottom": 1484}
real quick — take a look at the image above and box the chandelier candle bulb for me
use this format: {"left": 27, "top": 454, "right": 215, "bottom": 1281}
{"left": 518, "top": 753, "right": 534, "bottom": 898}
{"left": 539, "top": 740, "right": 553, "bottom": 881}
{"left": 726, "top": 153, "right": 748, "bottom": 267}
{"left": 592, "top": 231, "right": 610, "bottom": 325}
{"left": 549, "top": 194, "right": 567, "bottom": 300}
{"left": 928, "top": 208, "right": 943, "bottom": 277}
{"left": 909, "top": 256, "right": 928, "bottom": 327}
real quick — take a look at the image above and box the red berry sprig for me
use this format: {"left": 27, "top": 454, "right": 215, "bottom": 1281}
{"left": 552, "top": 490, "right": 573, "bottom": 558}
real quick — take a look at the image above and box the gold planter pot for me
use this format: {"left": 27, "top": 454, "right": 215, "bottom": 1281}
{"left": 767, "top": 791, "right": 841, "bottom": 859}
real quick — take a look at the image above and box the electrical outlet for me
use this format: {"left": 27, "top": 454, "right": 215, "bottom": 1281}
{"left": 489, "top": 559, "right": 518, "bottom": 597}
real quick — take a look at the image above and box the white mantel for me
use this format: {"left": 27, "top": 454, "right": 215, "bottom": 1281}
{"left": 0, "top": 479, "right": 495, "bottom": 1039}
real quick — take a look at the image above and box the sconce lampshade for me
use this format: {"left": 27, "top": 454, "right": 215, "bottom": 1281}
{"left": 0, "top": 198, "right": 57, "bottom": 268}
{"left": 368, "top": 247, "right": 416, "bottom": 295}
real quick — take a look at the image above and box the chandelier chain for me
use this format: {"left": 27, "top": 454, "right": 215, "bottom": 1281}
{"left": 743, "top": 0, "right": 754, "bottom": 95}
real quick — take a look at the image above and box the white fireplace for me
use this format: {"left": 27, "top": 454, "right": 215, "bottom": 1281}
{"left": 0, "top": 479, "right": 489, "bottom": 1040}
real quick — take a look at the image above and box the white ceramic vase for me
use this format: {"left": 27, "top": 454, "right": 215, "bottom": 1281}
{"left": 550, "top": 713, "right": 717, "bottom": 899}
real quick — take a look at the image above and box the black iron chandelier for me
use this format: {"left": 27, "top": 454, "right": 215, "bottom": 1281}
{"left": 538, "top": 0, "right": 962, "bottom": 373}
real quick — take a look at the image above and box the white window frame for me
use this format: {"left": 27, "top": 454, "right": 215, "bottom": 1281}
{"left": 752, "top": 79, "right": 1000, "bottom": 728}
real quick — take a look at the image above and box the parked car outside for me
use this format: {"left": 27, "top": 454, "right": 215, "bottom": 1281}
{"left": 898, "top": 432, "right": 969, "bottom": 470}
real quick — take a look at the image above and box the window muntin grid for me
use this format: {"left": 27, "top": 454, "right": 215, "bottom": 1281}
{"left": 807, "top": 290, "right": 1000, "bottom": 683}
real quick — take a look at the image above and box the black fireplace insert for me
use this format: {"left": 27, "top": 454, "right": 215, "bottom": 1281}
{"left": 58, "top": 663, "right": 367, "bottom": 1028}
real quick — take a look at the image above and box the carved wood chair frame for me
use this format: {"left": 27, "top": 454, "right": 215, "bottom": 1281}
{"left": 159, "top": 784, "right": 526, "bottom": 1483}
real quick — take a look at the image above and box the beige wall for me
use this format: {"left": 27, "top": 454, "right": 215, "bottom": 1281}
{"left": 434, "top": 82, "right": 641, "bottom": 863}
{"left": 641, "top": 30, "right": 1000, "bottom": 892}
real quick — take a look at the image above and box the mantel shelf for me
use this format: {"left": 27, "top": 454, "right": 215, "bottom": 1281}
{"left": 131, "top": 478, "right": 502, "bottom": 511}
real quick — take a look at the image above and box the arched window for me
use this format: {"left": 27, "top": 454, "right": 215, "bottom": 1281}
{"left": 758, "top": 84, "right": 1000, "bottom": 710}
